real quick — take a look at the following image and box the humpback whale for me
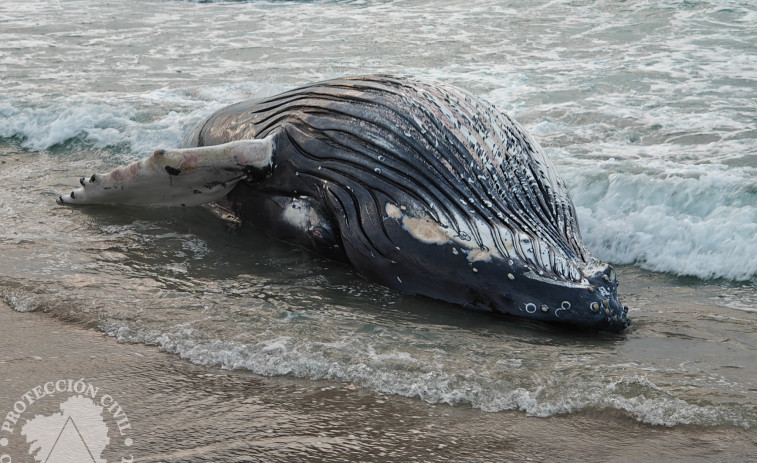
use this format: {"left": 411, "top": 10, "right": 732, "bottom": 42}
{"left": 59, "top": 76, "right": 631, "bottom": 331}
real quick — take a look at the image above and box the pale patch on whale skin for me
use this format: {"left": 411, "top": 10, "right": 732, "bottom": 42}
{"left": 283, "top": 196, "right": 330, "bottom": 235}
{"left": 385, "top": 203, "right": 451, "bottom": 245}
{"left": 386, "top": 201, "right": 572, "bottom": 272}
{"left": 385, "top": 203, "right": 504, "bottom": 262}
{"left": 386, "top": 203, "right": 503, "bottom": 266}
{"left": 58, "top": 137, "right": 275, "bottom": 207}
{"left": 467, "top": 248, "right": 494, "bottom": 262}
{"left": 401, "top": 216, "right": 451, "bottom": 244}
{"left": 385, "top": 203, "right": 402, "bottom": 219}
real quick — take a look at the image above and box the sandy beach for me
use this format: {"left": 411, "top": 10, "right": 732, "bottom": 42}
{"left": 1, "top": 301, "right": 754, "bottom": 462}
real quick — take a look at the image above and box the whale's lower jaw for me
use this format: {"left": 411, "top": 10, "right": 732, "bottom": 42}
{"left": 500, "top": 262, "right": 630, "bottom": 332}
{"left": 490, "top": 282, "right": 631, "bottom": 333}
{"left": 465, "top": 275, "right": 630, "bottom": 332}
{"left": 433, "top": 263, "right": 630, "bottom": 332}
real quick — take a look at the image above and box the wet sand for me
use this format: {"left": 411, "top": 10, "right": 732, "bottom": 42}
{"left": 1, "top": 302, "right": 755, "bottom": 462}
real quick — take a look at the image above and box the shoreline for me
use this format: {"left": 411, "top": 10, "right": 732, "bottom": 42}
{"left": 1, "top": 302, "right": 755, "bottom": 462}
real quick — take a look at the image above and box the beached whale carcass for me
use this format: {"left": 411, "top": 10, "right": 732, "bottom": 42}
{"left": 59, "top": 76, "right": 631, "bottom": 331}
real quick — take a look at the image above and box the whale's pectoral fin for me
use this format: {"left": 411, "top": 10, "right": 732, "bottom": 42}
{"left": 58, "top": 135, "right": 277, "bottom": 207}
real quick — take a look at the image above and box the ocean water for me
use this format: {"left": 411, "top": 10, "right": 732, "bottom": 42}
{"left": 1, "top": 0, "right": 755, "bottom": 440}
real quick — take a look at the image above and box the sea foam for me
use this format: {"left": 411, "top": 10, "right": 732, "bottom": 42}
{"left": 101, "top": 320, "right": 753, "bottom": 429}
{"left": 562, "top": 157, "right": 756, "bottom": 281}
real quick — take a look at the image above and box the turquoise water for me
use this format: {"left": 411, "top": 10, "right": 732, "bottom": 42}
{"left": 1, "top": 0, "right": 755, "bottom": 432}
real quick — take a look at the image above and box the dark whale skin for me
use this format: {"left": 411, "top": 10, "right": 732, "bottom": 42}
{"left": 184, "top": 75, "right": 630, "bottom": 331}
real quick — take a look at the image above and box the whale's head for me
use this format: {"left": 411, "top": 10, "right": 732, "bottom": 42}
{"left": 582, "top": 260, "right": 631, "bottom": 331}
{"left": 464, "top": 247, "right": 632, "bottom": 332}
{"left": 515, "top": 257, "right": 631, "bottom": 332}
{"left": 367, "top": 201, "right": 631, "bottom": 332}
{"left": 451, "top": 249, "right": 632, "bottom": 332}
